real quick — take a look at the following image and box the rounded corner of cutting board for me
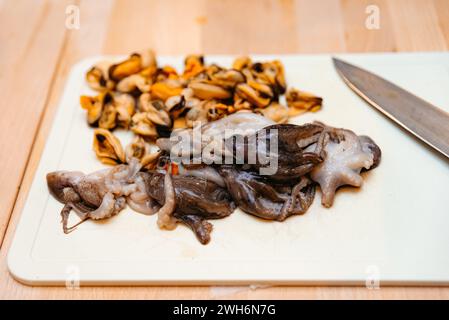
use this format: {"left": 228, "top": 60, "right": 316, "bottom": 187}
{"left": 7, "top": 249, "right": 41, "bottom": 286}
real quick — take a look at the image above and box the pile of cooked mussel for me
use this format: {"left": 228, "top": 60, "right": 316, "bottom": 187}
{"left": 81, "top": 50, "right": 323, "bottom": 166}
{"left": 47, "top": 113, "right": 381, "bottom": 245}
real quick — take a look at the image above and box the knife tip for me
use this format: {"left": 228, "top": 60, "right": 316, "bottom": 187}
{"left": 332, "top": 57, "right": 355, "bottom": 74}
{"left": 332, "top": 57, "right": 344, "bottom": 67}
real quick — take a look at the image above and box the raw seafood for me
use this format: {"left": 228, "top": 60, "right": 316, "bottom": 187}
{"left": 46, "top": 159, "right": 155, "bottom": 233}
{"left": 47, "top": 159, "right": 235, "bottom": 244}
{"left": 142, "top": 170, "right": 235, "bottom": 244}
{"left": 219, "top": 166, "right": 315, "bottom": 221}
{"left": 81, "top": 51, "right": 323, "bottom": 166}
{"left": 48, "top": 119, "right": 381, "bottom": 244}
{"left": 53, "top": 70, "right": 381, "bottom": 245}
{"left": 305, "top": 124, "right": 381, "bottom": 207}
{"left": 225, "top": 123, "right": 325, "bottom": 180}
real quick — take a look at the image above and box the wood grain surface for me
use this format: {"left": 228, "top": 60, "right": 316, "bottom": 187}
{"left": 1, "top": 0, "right": 448, "bottom": 300}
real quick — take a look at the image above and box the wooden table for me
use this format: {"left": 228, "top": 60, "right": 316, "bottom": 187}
{"left": 1, "top": 0, "right": 448, "bottom": 300}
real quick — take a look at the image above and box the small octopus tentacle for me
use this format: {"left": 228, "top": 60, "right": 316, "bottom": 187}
{"left": 174, "top": 213, "right": 213, "bottom": 245}
{"left": 127, "top": 197, "right": 160, "bottom": 215}
{"left": 87, "top": 192, "right": 117, "bottom": 220}
{"left": 280, "top": 176, "right": 314, "bottom": 220}
{"left": 292, "top": 177, "right": 313, "bottom": 212}
{"left": 60, "top": 203, "right": 89, "bottom": 234}
{"left": 156, "top": 171, "right": 178, "bottom": 230}
{"left": 320, "top": 181, "right": 337, "bottom": 208}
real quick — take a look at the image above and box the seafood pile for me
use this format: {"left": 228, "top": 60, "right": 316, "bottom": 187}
{"left": 46, "top": 52, "right": 381, "bottom": 245}
{"left": 47, "top": 113, "right": 381, "bottom": 245}
{"left": 80, "top": 50, "right": 323, "bottom": 166}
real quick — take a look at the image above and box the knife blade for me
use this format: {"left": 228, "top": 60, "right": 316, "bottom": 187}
{"left": 333, "top": 57, "right": 449, "bottom": 159}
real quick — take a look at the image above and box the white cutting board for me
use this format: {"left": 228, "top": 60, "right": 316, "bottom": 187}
{"left": 7, "top": 53, "right": 449, "bottom": 286}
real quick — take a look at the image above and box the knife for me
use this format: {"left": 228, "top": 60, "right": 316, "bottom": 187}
{"left": 332, "top": 57, "right": 449, "bottom": 159}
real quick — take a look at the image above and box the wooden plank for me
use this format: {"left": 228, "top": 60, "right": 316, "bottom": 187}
{"left": 1, "top": 0, "right": 449, "bottom": 299}
{"left": 202, "top": 0, "right": 298, "bottom": 54}
{"left": 387, "top": 0, "right": 447, "bottom": 51}
{"left": 295, "top": 0, "right": 346, "bottom": 53}
{"left": 433, "top": 0, "right": 449, "bottom": 47}
{"left": 340, "top": 0, "right": 396, "bottom": 52}
{"left": 103, "top": 0, "right": 203, "bottom": 54}
{"left": 0, "top": 0, "right": 69, "bottom": 247}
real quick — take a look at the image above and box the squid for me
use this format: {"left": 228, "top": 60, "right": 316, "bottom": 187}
{"left": 305, "top": 123, "right": 381, "bottom": 207}
{"left": 219, "top": 166, "right": 315, "bottom": 221}
{"left": 46, "top": 159, "right": 157, "bottom": 233}
{"left": 46, "top": 115, "right": 382, "bottom": 244}
{"left": 142, "top": 170, "right": 235, "bottom": 244}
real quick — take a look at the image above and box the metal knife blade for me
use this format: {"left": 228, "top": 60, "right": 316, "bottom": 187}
{"left": 333, "top": 57, "right": 449, "bottom": 159}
